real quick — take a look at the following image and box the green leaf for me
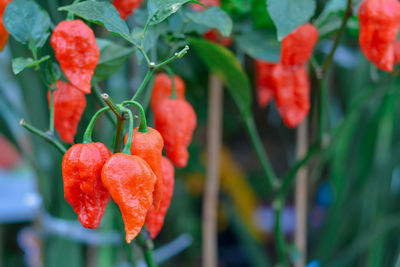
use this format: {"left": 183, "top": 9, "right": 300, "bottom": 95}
{"left": 4, "top": 0, "right": 51, "bottom": 50}
{"left": 93, "top": 38, "right": 136, "bottom": 82}
{"left": 189, "top": 37, "right": 251, "bottom": 118}
{"left": 235, "top": 30, "right": 280, "bottom": 62}
{"left": 267, "top": 0, "right": 316, "bottom": 40}
{"left": 147, "top": 0, "right": 199, "bottom": 25}
{"left": 186, "top": 7, "right": 233, "bottom": 37}
{"left": 251, "top": 0, "right": 275, "bottom": 28}
{"left": 59, "top": 1, "right": 134, "bottom": 44}
{"left": 12, "top": 56, "right": 50, "bottom": 75}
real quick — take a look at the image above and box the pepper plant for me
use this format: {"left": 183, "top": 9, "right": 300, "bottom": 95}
{"left": 2, "top": 0, "right": 400, "bottom": 266}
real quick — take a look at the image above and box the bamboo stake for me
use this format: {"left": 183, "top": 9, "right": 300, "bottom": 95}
{"left": 202, "top": 74, "right": 224, "bottom": 267}
{"left": 295, "top": 119, "right": 309, "bottom": 267}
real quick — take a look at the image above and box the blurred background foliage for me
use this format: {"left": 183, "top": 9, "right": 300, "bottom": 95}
{"left": 1, "top": 0, "right": 400, "bottom": 266}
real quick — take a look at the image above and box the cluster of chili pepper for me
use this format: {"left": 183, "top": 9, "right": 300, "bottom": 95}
{"left": 255, "top": 23, "right": 318, "bottom": 128}
{"left": 358, "top": 0, "right": 400, "bottom": 72}
{"left": 190, "top": 0, "right": 232, "bottom": 46}
{"left": 49, "top": 19, "right": 100, "bottom": 144}
{"left": 112, "top": 0, "right": 143, "bottom": 20}
{"left": 151, "top": 73, "right": 197, "bottom": 168}
{"left": 0, "top": 0, "right": 11, "bottom": 51}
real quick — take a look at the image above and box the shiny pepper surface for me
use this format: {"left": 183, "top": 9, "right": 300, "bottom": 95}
{"left": 62, "top": 142, "right": 111, "bottom": 229}
{"left": 101, "top": 153, "right": 156, "bottom": 243}
{"left": 255, "top": 60, "right": 276, "bottom": 108}
{"left": 112, "top": 0, "right": 142, "bottom": 19}
{"left": 281, "top": 23, "right": 319, "bottom": 67}
{"left": 359, "top": 0, "right": 400, "bottom": 72}
{"left": 51, "top": 20, "right": 100, "bottom": 94}
{"left": 49, "top": 81, "right": 86, "bottom": 144}
{"left": 124, "top": 127, "right": 164, "bottom": 211}
{"left": 270, "top": 65, "right": 310, "bottom": 128}
{"left": 151, "top": 73, "right": 185, "bottom": 111}
{"left": 154, "top": 99, "right": 197, "bottom": 168}
{"left": 0, "top": 0, "right": 11, "bottom": 51}
{"left": 146, "top": 157, "right": 175, "bottom": 239}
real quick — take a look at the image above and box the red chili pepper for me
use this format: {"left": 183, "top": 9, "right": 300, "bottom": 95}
{"left": 154, "top": 99, "right": 197, "bottom": 168}
{"left": 51, "top": 20, "right": 100, "bottom": 94}
{"left": 255, "top": 60, "right": 276, "bottom": 108}
{"left": 0, "top": 0, "right": 11, "bottom": 51}
{"left": 146, "top": 156, "right": 175, "bottom": 239}
{"left": 394, "top": 40, "right": 400, "bottom": 64}
{"left": 101, "top": 153, "right": 156, "bottom": 243}
{"left": 270, "top": 64, "right": 310, "bottom": 128}
{"left": 124, "top": 127, "right": 164, "bottom": 211}
{"left": 151, "top": 73, "right": 186, "bottom": 111}
{"left": 49, "top": 81, "right": 86, "bottom": 144}
{"left": 359, "top": 0, "right": 400, "bottom": 72}
{"left": 281, "top": 23, "right": 319, "bottom": 67}
{"left": 62, "top": 142, "right": 111, "bottom": 229}
{"left": 112, "top": 0, "right": 142, "bottom": 20}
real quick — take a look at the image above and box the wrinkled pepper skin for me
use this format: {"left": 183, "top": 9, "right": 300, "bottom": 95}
{"left": 0, "top": 0, "right": 11, "bottom": 51}
{"left": 154, "top": 99, "right": 197, "bottom": 168}
{"left": 281, "top": 23, "right": 319, "bottom": 67}
{"left": 146, "top": 156, "right": 175, "bottom": 239}
{"left": 151, "top": 73, "right": 186, "bottom": 111}
{"left": 124, "top": 127, "right": 164, "bottom": 211}
{"left": 255, "top": 60, "right": 276, "bottom": 108}
{"left": 49, "top": 81, "right": 86, "bottom": 144}
{"left": 51, "top": 20, "right": 100, "bottom": 94}
{"left": 270, "top": 64, "right": 310, "bottom": 128}
{"left": 101, "top": 153, "right": 156, "bottom": 243}
{"left": 358, "top": 0, "right": 400, "bottom": 72}
{"left": 112, "top": 0, "right": 142, "bottom": 19}
{"left": 62, "top": 142, "right": 111, "bottom": 229}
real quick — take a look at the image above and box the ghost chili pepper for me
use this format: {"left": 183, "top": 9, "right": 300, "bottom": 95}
{"left": 61, "top": 107, "right": 112, "bottom": 229}
{"left": 270, "top": 64, "right": 310, "bottom": 128}
{"left": 49, "top": 81, "right": 86, "bottom": 144}
{"left": 123, "top": 100, "right": 164, "bottom": 212}
{"left": 358, "top": 0, "right": 400, "bottom": 72}
{"left": 0, "top": 0, "right": 11, "bottom": 51}
{"left": 150, "top": 73, "right": 186, "bottom": 111}
{"left": 146, "top": 156, "right": 175, "bottom": 239}
{"left": 154, "top": 98, "right": 197, "bottom": 168}
{"left": 51, "top": 20, "right": 100, "bottom": 94}
{"left": 112, "top": 0, "right": 142, "bottom": 19}
{"left": 280, "top": 23, "right": 319, "bottom": 67}
{"left": 102, "top": 108, "right": 156, "bottom": 243}
{"left": 255, "top": 60, "right": 276, "bottom": 108}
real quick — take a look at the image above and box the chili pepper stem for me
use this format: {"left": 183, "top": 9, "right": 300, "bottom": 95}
{"left": 49, "top": 89, "right": 55, "bottom": 133}
{"left": 273, "top": 200, "right": 288, "bottom": 267}
{"left": 102, "top": 93, "right": 123, "bottom": 119}
{"left": 244, "top": 116, "right": 279, "bottom": 190}
{"left": 82, "top": 107, "right": 111, "bottom": 143}
{"left": 92, "top": 84, "right": 117, "bottom": 125}
{"left": 137, "top": 231, "right": 157, "bottom": 267}
{"left": 122, "top": 108, "right": 134, "bottom": 154}
{"left": 320, "top": 0, "right": 353, "bottom": 75}
{"left": 114, "top": 118, "right": 126, "bottom": 153}
{"left": 132, "top": 69, "right": 155, "bottom": 101}
{"left": 122, "top": 101, "right": 149, "bottom": 133}
{"left": 164, "top": 66, "right": 177, "bottom": 99}
{"left": 20, "top": 119, "right": 67, "bottom": 154}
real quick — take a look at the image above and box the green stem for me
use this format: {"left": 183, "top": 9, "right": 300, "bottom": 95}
{"left": 137, "top": 231, "right": 157, "bottom": 267}
{"left": 101, "top": 93, "right": 122, "bottom": 119}
{"left": 49, "top": 89, "right": 55, "bottom": 133}
{"left": 122, "top": 101, "right": 148, "bottom": 133}
{"left": 114, "top": 117, "right": 125, "bottom": 153}
{"left": 137, "top": 46, "right": 151, "bottom": 65}
{"left": 273, "top": 201, "right": 288, "bottom": 267}
{"left": 82, "top": 107, "right": 111, "bottom": 143}
{"left": 67, "top": 0, "right": 80, "bottom": 20}
{"left": 20, "top": 119, "right": 67, "bottom": 154}
{"left": 320, "top": 0, "right": 353, "bottom": 75}
{"left": 92, "top": 84, "right": 117, "bottom": 125}
{"left": 132, "top": 69, "right": 155, "bottom": 101}
{"left": 154, "top": 45, "right": 189, "bottom": 70}
{"left": 122, "top": 108, "right": 134, "bottom": 154}
{"left": 244, "top": 116, "right": 279, "bottom": 190}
